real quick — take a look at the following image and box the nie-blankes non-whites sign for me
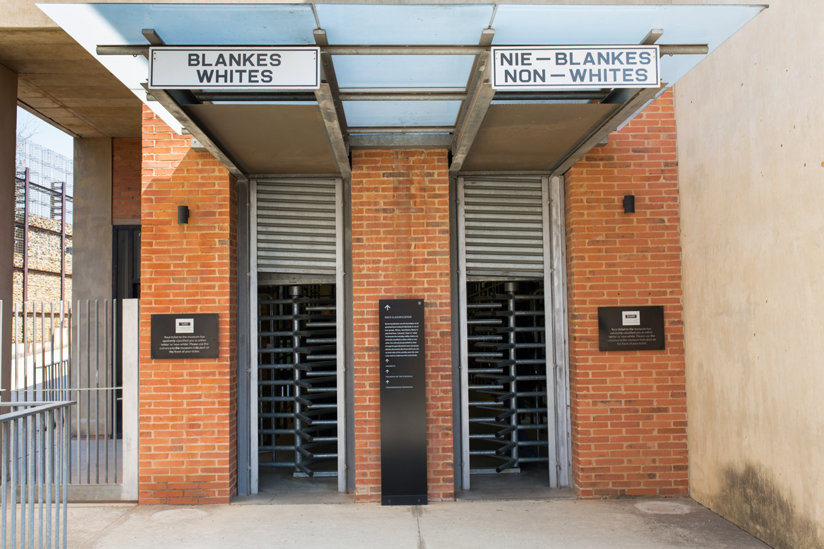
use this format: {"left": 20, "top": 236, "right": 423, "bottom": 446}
{"left": 491, "top": 46, "right": 659, "bottom": 90}
{"left": 149, "top": 47, "right": 320, "bottom": 90}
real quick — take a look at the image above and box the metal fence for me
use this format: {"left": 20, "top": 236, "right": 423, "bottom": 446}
{"left": 0, "top": 400, "right": 73, "bottom": 549}
{"left": 7, "top": 300, "right": 138, "bottom": 500}
{"left": 14, "top": 138, "right": 74, "bottom": 305}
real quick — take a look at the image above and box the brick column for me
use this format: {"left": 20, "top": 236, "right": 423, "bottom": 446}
{"left": 139, "top": 106, "right": 237, "bottom": 504}
{"left": 565, "top": 90, "right": 687, "bottom": 497}
{"left": 351, "top": 149, "right": 453, "bottom": 502}
{"left": 112, "top": 137, "right": 142, "bottom": 223}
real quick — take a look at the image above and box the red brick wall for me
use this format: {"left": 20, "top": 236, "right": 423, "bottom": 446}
{"left": 139, "top": 106, "right": 237, "bottom": 504}
{"left": 351, "top": 149, "right": 453, "bottom": 502}
{"left": 565, "top": 89, "right": 687, "bottom": 497}
{"left": 112, "top": 137, "right": 141, "bottom": 222}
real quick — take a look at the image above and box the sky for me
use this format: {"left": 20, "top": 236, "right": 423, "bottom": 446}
{"left": 16, "top": 107, "right": 74, "bottom": 159}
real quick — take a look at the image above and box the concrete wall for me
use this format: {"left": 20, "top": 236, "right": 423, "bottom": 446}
{"left": 73, "top": 138, "right": 112, "bottom": 301}
{"left": 0, "top": 0, "right": 57, "bottom": 28}
{"left": 0, "top": 64, "right": 16, "bottom": 398}
{"left": 675, "top": 1, "right": 824, "bottom": 547}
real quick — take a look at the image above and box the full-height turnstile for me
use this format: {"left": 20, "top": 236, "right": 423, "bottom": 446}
{"left": 251, "top": 179, "right": 345, "bottom": 492}
{"left": 457, "top": 176, "right": 570, "bottom": 490}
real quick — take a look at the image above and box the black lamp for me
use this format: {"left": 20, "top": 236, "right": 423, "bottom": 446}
{"left": 177, "top": 205, "right": 190, "bottom": 224}
{"left": 622, "top": 195, "right": 635, "bottom": 214}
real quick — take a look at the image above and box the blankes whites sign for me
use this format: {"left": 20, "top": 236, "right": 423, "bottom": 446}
{"left": 149, "top": 47, "right": 320, "bottom": 90}
{"left": 491, "top": 46, "right": 659, "bottom": 90}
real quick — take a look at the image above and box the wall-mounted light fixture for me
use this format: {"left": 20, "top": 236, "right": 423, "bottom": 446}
{"left": 178, "top": 205, "right": 190, "bottom": 224}
{"left": 622, "top": 195, "right": 636, "bottom": 214}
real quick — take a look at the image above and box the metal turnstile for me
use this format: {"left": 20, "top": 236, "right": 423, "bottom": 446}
{"left": 466, "top": 281, "right": 548, "bottom": 474}
{"left": 257, "top": 284, "right": 338, "bottom": 477}
{"left": 458, "top": 175, "right": 570, "bottom": 490}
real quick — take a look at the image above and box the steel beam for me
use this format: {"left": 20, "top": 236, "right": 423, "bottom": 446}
{"left": 141, "top": 28, "right": 165, "bottom": 46}
{"left": 321, "top": 45, "right": 486, "bottom": 55}
{"left": 340, "top": 92, "right": 467, "bottom": 101}
{"left": 348, "top": 126, "right": 452, "bottom": 134}
{"left": 641, "top": 29, "right": 664, "bottom": 45}
{"left": 549, "top": 85, "right": 663, "bottom": 176}
{"left": 349, "top": 133, "right": 452, "bottom": 148}
{"left": 97, "top": 42, "right": 708, "bottom": 58}
{"left": 450, "top": 29, "right": 496, "bottom": 174}
{"left": 315, "top": 83, "right": 352, "bottom": 178}
{"left": 659, "top": 44, "right": 709, "bottom": 55}
{"left": 314, "top": 29, "right": 351, "bottom": 178}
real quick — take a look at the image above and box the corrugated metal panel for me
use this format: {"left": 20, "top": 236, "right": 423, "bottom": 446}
{"left": 256, "top": 179, "right": 338, "bottom": 276}
{"left": 462, "top": 178, "right": 545, "bottom": 279}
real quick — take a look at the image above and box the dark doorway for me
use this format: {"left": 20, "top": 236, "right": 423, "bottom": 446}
{"left": 112, "top": 225, "right": 140, "bottom": 435}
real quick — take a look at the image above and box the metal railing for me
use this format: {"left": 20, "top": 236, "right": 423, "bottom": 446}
{"left": 1, "top": 400, "right": 73, "bottom": 549}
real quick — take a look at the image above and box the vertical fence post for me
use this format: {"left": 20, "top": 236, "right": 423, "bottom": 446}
{"left": 122, "top": 299, "right": 139, "bottom": 501}
{"left": 61, "top": 181, "right": 67, "bottom": 303}
{"left": 22, "top": 169, "right": 29, "bottom": 305}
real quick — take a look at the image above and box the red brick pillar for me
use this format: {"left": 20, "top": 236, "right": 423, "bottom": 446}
{"left": 112, "top": 137, "right": 142, "bottom": 223}
{"left": 565, "top": 90, "right": 688, "bottom": 497}
{"left": 139, "top": 106, "right": 237, "bottom": 503}
{"left": 351, "top": 149, "right": 453, "bottom": 502}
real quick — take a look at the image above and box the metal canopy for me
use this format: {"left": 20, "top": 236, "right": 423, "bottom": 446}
{"left": 40, "top": 2, "right": 766, "bottom": 177}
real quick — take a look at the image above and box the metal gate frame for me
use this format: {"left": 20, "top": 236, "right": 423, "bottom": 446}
{"left": 248, "top": 177, "right": 347, "bottom": 494}
{"left": 456, "top": 174, "right": 571, "bottom": 490}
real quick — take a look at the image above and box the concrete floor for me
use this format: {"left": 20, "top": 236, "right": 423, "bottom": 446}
{"left": 67, "top": 497, "right": 770, "bottom": 549}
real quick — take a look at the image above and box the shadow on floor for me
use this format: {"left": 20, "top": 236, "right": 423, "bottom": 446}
{"left": 457, "top": 465, "right": 576, "bottom": 501}
{"left": 233, "top": 470, "right": 353, "bottom": 505}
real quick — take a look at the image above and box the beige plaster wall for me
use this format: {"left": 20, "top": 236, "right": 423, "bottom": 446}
{"left": 674, "top": 1, "right": 824, "bottom": 547}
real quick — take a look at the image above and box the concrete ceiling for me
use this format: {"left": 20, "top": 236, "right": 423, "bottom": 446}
{"left": 463, "top": 103, "right": 617, "bottom": 172}
{"left": 0, "top": 28, "right": 141, "bottom": 138}
{"left": 188, "top": 104, "right": 339, "bottom": 175}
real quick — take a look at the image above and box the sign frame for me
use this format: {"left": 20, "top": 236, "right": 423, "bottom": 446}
{"left": 150, "top": 313, "right": 220, "bottom": 359}
{"left": 491, "top": 45, "right": 660, "bottom": 91}
{"left": 149, "top": 46, "right": 321, "bottom": 90}
{"left": 598, "top": 306, "right": 665, "bottom": 351}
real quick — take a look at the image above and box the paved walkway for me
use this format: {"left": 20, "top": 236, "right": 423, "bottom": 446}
{"left": 68, "top": 498, "right": 770, "bottom": 549}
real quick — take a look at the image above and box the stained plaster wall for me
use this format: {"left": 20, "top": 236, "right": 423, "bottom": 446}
{"left": 674, "top": 1, "right": 824, "bottom": 547}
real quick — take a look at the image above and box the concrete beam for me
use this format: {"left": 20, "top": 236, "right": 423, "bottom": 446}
{"left": 0, "top": 64, "right": 16, "bottom": 401}
{"left": 73, "top": 138, "right": 112, "bottom": 302}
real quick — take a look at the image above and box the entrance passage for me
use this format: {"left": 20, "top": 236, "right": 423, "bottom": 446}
{"left": 457, "top": 176, "right": 570, "bottom": 491}
{"left": 257, "top": 284, "right": 339, "bottom": 477}
{"left": 251, "top": 178, "right": 345, "bottom": 494}
{"left": 466, "top": 280, "right": 548, "bottom": 475}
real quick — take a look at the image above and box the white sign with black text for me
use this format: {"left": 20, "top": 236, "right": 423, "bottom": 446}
{"left": 491, "top": 46, "right": 659, "bottom": 91}
{"left": 149, "top": 47, "right": 320, "bottom": 90}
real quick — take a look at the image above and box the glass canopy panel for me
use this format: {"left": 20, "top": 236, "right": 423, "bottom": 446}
{"left": 492, "top": 5, "right": 764, "bottom": 47}
{"left": 333, "top": 55, "right": 475, "bottom": 89}
{"left": 65, "top": 3, "right": 318, "bottom": 45}
{"left": 343, "top": 100, "right": 462, "bottom": 127}
{"left": 316, "top": 4, "right": 495, "bottom": 45}
{"left": 491, "top": 4, "right": 764, "bottom": 87}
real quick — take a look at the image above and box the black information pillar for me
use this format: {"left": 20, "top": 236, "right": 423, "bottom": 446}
{"left": 379, "top": 299, "right": 427, "bottom": 505}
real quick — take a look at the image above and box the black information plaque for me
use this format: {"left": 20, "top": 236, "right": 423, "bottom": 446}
{"left": 598, "top": 306, "right": 665, "bottom": 351}
{"left": 379, "top": 299, "right": 427, "bottom": 506}
{"left": 151, "top": 313, "right": 219, "bottom": 359}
